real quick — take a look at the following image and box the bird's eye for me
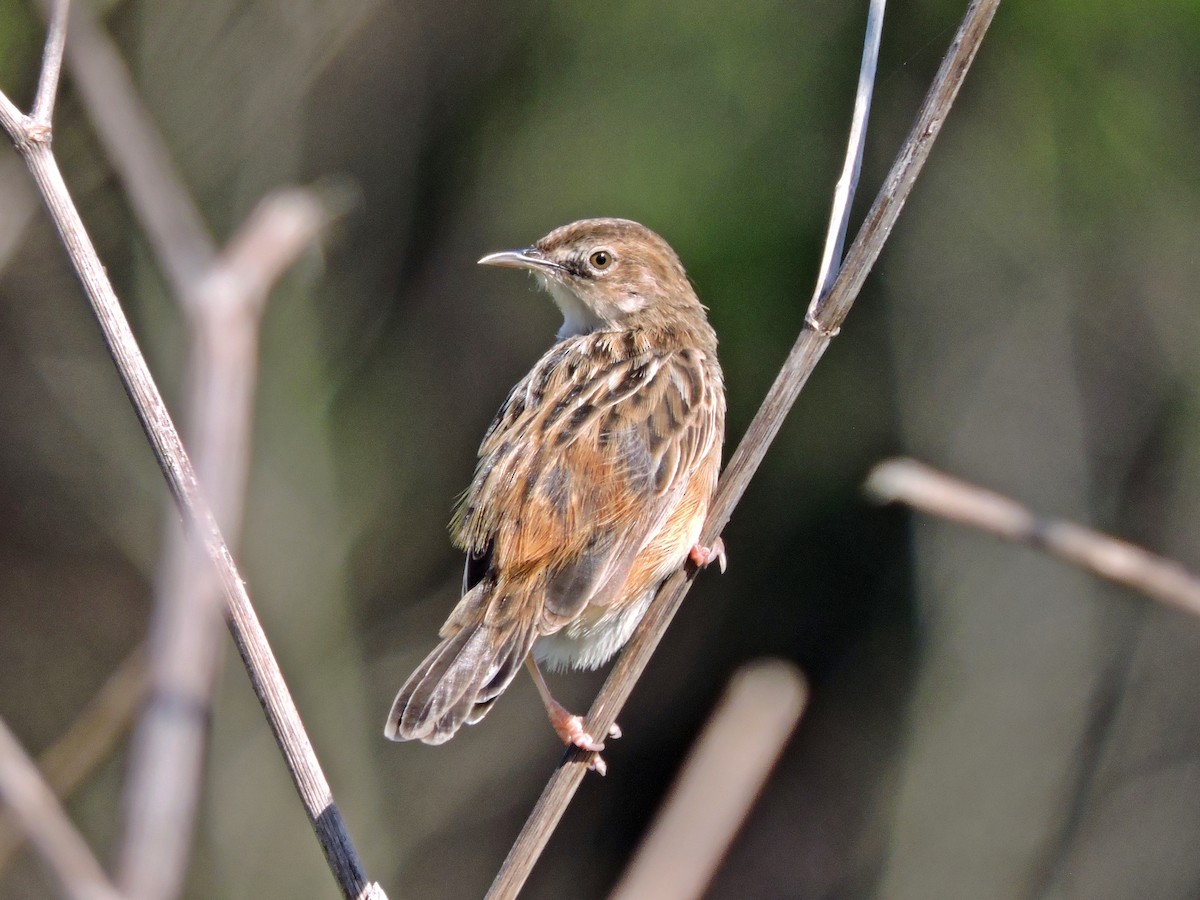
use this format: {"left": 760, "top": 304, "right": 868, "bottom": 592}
{"left": 589, "top": 249, "right": 612, "bottom": 270}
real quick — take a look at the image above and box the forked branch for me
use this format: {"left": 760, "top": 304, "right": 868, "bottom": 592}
{"left": 0, "top": 3, "right": 384, "bottom": 898}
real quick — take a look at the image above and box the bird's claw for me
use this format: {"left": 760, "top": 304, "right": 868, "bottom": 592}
{"left": 551, "top": 712, "right": 623, "bottom": 776}
{"left": 689, "top": 537, "right": 727, "bottom": 573}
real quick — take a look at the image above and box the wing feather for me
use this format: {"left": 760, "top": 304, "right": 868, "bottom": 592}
{"left": 452, "top": 335, "right": 722, "bottom": 638}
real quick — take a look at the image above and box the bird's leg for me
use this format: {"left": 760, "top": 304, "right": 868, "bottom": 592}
{"left": 689, "top": 535, "right": 727, "bottom": 573}
{"left": 525, "top": 657, "right": 620, "bottom": 775}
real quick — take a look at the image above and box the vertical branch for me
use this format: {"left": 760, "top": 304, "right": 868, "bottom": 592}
{"left": 806, "top": 0, "right": 1001, "bottom": 333}
{"left": 485, "top": 2, "right": 1002, "bottom": 898}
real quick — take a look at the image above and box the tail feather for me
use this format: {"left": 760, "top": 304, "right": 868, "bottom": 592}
{"left": 384, "top": 622, "right": 532, "bottom": 744}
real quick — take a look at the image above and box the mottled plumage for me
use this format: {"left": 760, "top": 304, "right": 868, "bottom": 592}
{"left": 384, "top": 218, "right": 725, "bottom": 771}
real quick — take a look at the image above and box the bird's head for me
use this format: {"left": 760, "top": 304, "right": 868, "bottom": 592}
{"left": 479, "top": 218, "right": 709, "bottom": 342}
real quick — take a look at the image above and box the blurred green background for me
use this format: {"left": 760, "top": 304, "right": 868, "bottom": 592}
{"left": 2, "top": 0, "right": 1200, "bottom": 897}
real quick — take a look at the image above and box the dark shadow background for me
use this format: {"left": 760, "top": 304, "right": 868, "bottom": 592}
{"left": 1, "top": 0, "right": 1199, "bottom": 897}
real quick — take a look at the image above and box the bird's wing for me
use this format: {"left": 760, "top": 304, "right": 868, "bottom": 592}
{"left": 448, "top": 336, "right": 722, "bottom": 637}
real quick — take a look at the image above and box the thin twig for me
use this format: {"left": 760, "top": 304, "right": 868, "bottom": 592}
{"left": 810, "top": 0, "right": 886, "bottom": 309}
{"left": 49, "top": 22, "right": 366, "bottom": 887}
{"left": 0, "top": 716, "right": 121, "bottom": 900}
{"left": 609, "top": 661, "right": 807, "bottom": 900}
{"left": 118, "top": 189, "right": 332, "bottom": 900}
{"left": 31, "top": 0, "right": 69, "bottom": 127}
{"left": 0, "top": 645, "right": 148, "bottom": 875}
{"left": 0, "top": 14, "right": 386, "bottom": 900}
{"left": 485, "top": 2, "right": 1002, "bottom": 897}
{"left": 866, "top": 458, "right": 1200, "bottom": 618}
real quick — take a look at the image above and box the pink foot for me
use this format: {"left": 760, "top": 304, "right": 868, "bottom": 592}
{"left": 547, "top": 709, "right": 621, "bottom": 776}
{"left": 689, "top": 536, "right": 727, "bottom": 573}
{"left": 554, "top": 712, "right": 605, "bottom": 752}
{"left": 528, "top": 658, "right": 621, "bottom": 775}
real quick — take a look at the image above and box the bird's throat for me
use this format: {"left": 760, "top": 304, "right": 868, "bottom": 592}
{"left": 541, "top": 277, "right": 604, "bottom": 339}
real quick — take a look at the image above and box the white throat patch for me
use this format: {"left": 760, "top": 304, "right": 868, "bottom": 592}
{"left": 540, "top": 276, "right": 604, "bottom": 339}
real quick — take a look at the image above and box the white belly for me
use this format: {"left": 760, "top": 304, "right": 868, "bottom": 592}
{"left": 532, "top": 588, "right": 656, "bottom": 673}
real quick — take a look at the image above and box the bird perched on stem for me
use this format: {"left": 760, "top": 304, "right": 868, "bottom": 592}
{"left": 384, "top": 218, "right": 726, "bottom": 774}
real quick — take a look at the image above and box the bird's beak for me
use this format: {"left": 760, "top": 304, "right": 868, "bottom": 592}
{"left": 477, "top": 247, "right": 563, "bottom": 274}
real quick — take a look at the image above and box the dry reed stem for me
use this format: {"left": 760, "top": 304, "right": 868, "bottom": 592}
{"left": 608, "top": 661, "right": 808, "bottom": 900}
{"left": 866, "top": 458, "right": 1200, "bottom": 617}
{"left": 486, "top": 2, "right": 1002, "bottom": 897}
{"left": 0, "top": 717, "right": 120, "bottom": 900}
{"left": 117, "top": 189, "right": 333, "bottom": 900}
{"left": 0, "top": 646, "right": 148, "bottom": 874}
{"left": 0, "top": 3, "right": 385, "bottom": 897}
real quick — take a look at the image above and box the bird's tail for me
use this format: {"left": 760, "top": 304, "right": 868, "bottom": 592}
{"left": 384, "top": 621, "right": 533, "bottom": 744}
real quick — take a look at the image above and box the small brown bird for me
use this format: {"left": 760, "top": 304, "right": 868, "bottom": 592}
{"left": 384, "top": 218, "right": 726, "bottom": 773}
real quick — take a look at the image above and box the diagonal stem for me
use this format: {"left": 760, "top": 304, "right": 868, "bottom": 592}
{"left": 0, "top": 645, "right": 147, "bottom": 875}
{"left": 484, "top": 1, "right": 1002, "bottom": 897}
{"left": 609, "top": 661, "right": 808, "bottom": 900}
{"left": 8, "top": 133, "right": 384, "bottom": 900}
{"left": 117, "top": 188, "right": 336, "bottom": 900}
{"left": 0, "top": 16, "right": 386, "bottom": 896}
{"left": 0, "top": 716, "right": 121, "bottom": 900}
